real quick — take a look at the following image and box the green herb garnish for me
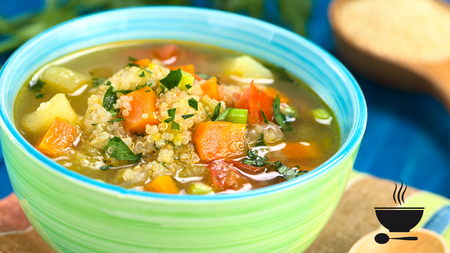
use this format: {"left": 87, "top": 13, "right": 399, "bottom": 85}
{"left": 215, "top": 108, "right": 232, "bottom": 122}
{"left": 209, "top": 102, "right": 222, "bottom": 121}
{"left": 196, "top": 72, "right": 213, "bottom": 80}
{"left": 270, "top": 161, "right": 308, "bottom": 180}
{"left": 160, "top": 68, "right": 182, "bottom": 90}
{"left": 103, "top": 86, "right": 120, "bottom": 116}
{"left": 103, "top": 136, "right": 142, "bottom": 163}
{"left": 91, "top": 124, "right": 97, "bottom": 126}
{"left": 164, "top": 108, "right": 180, "bottom": 130}
{"left": 185, "top": 84, "right": 192, "bottom": 89}
{"left": 260, "top": 110, "right": 269, "bottom": 124}
{"left": 105, "top": 81, "right": 111, "bottom": 86}
{"left": 171, "top": 121, "right": 180, "bottom": 130}
{"left": 100, "top": 165, "right": 112, "bottom": 171}
{"left": 29, "top": 79, "right": 46, "bottom": 99}
{"left": 125, "top": 62, "right": 141, "bottom": 68}
{"left": 273, "top": 93, "right": 292, "bottom": 131}
{"left": 107, "top": 118, "right": 124, "bottom": 123}
{"left": 182, "top": 114, "right": 195, "bottom": 119}
{"left": 128, "top": 56, "right": 138, "bottom": 62}
{"left": 138, "top": 71, "right": 145, "bottom": 77}
{"left": 92, "top": 77, "right": 107, "bottom": 87}
{"left": 242, "top": 150, "right": 271, "bottom": 167}
{"left": 255, "top": 133, "right": 266, "bottom": 147}
{"left": 188, "top": 98, "right": 198, "bottom": 110}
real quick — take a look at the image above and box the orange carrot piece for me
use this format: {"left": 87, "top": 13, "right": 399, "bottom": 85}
{"left": 168, "top": 64, "right": 202, "bottom": 80}
{"left": 235, "top": 81, "right": 274, "bottom": 124}
{"left": 121, "top": 86, "right": 159, "bottom": 133}
{"left": 133, "top": 58, "right": 151, "bottom": 67}
{"left": 200, "top": 77, "right": 220, "bottom": 100}
{"left": 144, "top": 175, "right": 179, "bottom": 194}
{"left": 36, "top": 117, "right": 77, "bottom": 156}
{"left": 261, "top": 87, "right": 290, "bottom": 104}
{"left": 268, "top": 142, "right": 321, "bottom": 161}
{"left": 281, "top": 142, "right": 321, "bottom": 159}
{"left": 193, "top": 122, "right": 246, "bottom": 162}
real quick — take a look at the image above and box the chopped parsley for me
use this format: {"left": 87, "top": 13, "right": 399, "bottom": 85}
{"left": 103, "top": 136, "right": 142, "bottom": 163}
{"left": 91, "top": 124, "right": 97, "bottom": 126}
{"left": 260, "top": 110, "right": 269, "bottom": 124}
{"left": 160, "top": 68, "right": 182, "bottom": 90}
{"left": 188, "top": 98, "right": 198, "bottom": 110}
{"left": 242, "top": 150, "right": 271, "bottom": 167}
{"left": 100, "top": 165, "right": 112, "bottom": 171}
{"left": 107, "top": 118, "right": 124, "bottom": 123}
{"left": 207, "top": 102, "right": 222, "bottom": 121}
{"left": 128, "top": 56, "right": 138, "bottom": 62}
{"left": 255, "top": 133, "right": 266, "bottom": 147}
{"left": 215, "top": 108, "right": 232, "bottom": 122}
{"left": 103, "top": 86, "right": 120, "bottom": 116}
{"left": 241, "top": 149, "right": 307, "bottom": 180}
{"left": 125, "top": 62, "right": 141, "bottom": 68}
{"left": 29, "top": 79, "right": 46, "bottom": 99}
{"left": 158, "top": 85, "right": 167, "bottom": 96}
{"left": 196, "top": 72, "right": 213, "bottom": 80}
{"left": 105, "top": 81, "right": 111, "bottom": 86}
{"left": 92, "top": 78, "right": 107, "bottom": 87}
{"left": 270, "top": 161, "right": 308, "bottom": 180}
{"left": 182, "top": 114, "right": 195, "bottom": 119}
{"left": 138, "top": 71, "right": 145, "bottom": 77}
{"left": 185, "top": 84, "right": 192, "bottom": 89}
{"left": 273, "top": 93, "right": 292, "bottom": 131}
{"left": 164, "top": 108, "right": 180, "bottom": 130}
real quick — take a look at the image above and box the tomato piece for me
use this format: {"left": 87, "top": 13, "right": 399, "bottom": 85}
{"left": 208, "top": 161, "right": 249, "bottom": 191}
{"left": 235, "top": 81, "right": 274, "bottom": 124}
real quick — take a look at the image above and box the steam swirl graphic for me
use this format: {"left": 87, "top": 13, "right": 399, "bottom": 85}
{"left": 393, "top": 179, "right": 408, "bottom": 205}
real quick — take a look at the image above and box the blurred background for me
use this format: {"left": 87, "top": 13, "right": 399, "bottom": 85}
{"left": 1, "top": 0, "right": 450, "bottom": 198}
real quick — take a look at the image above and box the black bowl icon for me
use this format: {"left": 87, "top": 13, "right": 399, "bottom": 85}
{"left": 375, "top": 207, "right": 424, "bottom": 232}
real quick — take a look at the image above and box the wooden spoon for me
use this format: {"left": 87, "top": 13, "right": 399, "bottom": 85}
{"left": 349, "top": 228, "right": 449, "bottom": 253}
{"left": 329, "top": 0, "right": 450, "bottom": 111}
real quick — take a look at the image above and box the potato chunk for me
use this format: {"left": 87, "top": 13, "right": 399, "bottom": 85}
{"left": 41, "top": 66, "right": 91, "bottom": 93}
{"left": 23, "top": 94, "right": 78, "bottom": 133}
{"left": 226, "top": 55, "right": 273, "bottom": 80}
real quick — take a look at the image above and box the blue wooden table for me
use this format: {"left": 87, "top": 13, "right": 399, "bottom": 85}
{"left": 2, "top": 0, "right": 450, "bottom": 199}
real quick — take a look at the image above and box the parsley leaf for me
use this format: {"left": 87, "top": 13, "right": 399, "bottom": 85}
{"left": 168, "top": 108, "right": 176, "bottom": 118}
{"left": 210, "top": 103, "right": 222, "bottom": 121}
{"left": 29, "top": 79, "right": 46, "bottom": 99}
{"left": 185, "top": 84, "right": 192, "bottom": 89}
{"left": 128, "top": 56, "right": 138, "bottom": 62}
{"left": 92, "top": 78, "right": 107, "bottom": 87}
{"left": 107, "top": 118, "right": 124, "bottom": 123}
{"left": 103, "top": 86, "right": 120, "bottom": 116}
{"left": 215, "top": 108, "right": 232, "bottom": 122}
{"left": 242, "top": 150, "right": 270, "bottom": 167}
{"left": 34, "top": 92, "right": 45, "bottom": 99}
{"left": 260, "top": 110, "right": 269, "bottom": 124}
{"left": 188, "top": 98, "right": 198, "bottom": 110}
{"left": 182, "top": 114, "right": 195, "bottom": 119}
{"left": 271, "top": 161, "right": 308, "bottom": 180}
{"left": 273, "top": 93, "right": 292, "bottom": 131}
{"left": 138, "top": 71, "right": 145, "bottom": 77}
{"left": 125, "top": 62, "right": 141, "bottom": 68}
{"left": 105, "top": 81, "right": 111, "bottom": 86}
{"left": 160, "top": 68, "right": 182, "bottom": 90}
{"left": 100, "top": 165, "right": 112, "bottom": 171}
{"left": 255, "top": 133, "right": 266, "bottom": 147}
{"left": 115, "top": 89, "right": 134, "bottom": 95}
{"left": 171, "top": 121, "right": 180, "bottom": 130}
{"left": 196, "top": 72, "right": 213, "bottom": 80}
{"left": 91, "top": 124, "right": 97, "bottom": 126}
{"left": 103, "top": 137, "right": 142, "bottom": 163}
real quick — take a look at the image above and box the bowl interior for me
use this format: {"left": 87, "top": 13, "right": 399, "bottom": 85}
{"left": 0, "top": 7, "right": 366, "bottom": 199}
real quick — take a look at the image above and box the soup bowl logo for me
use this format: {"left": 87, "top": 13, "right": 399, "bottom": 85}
{"left": 374, "top": 180, "right": 424, "bottom": 244}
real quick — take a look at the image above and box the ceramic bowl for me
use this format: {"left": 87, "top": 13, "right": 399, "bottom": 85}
{"left": 0, "top": 7, "right": 366, "bottom": 252}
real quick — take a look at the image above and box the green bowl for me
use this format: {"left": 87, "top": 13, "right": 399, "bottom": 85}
{"left": 0, "top": 7, "right": 366, "bottom": 252}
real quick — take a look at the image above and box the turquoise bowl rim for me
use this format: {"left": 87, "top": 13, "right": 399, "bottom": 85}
{"left": 0, "top": 7, "right": 367, "bottom": 201}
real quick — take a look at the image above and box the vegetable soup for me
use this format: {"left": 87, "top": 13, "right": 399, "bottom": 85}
{"left": 15, "top": 41, "right": 340, "bottom": 194}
